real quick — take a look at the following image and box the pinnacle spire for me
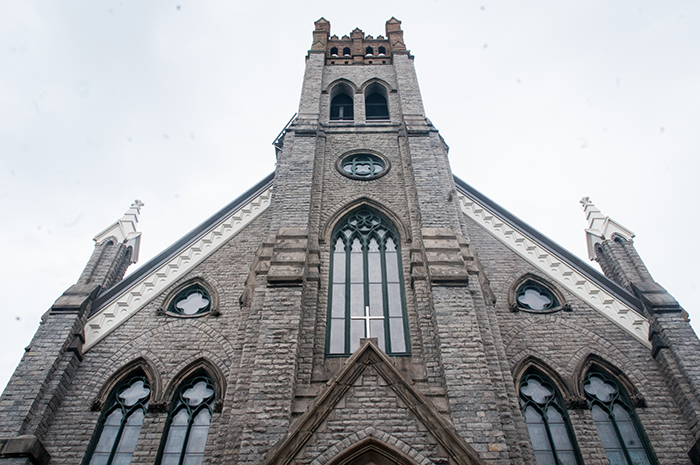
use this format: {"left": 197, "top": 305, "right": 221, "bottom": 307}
{"left": 580, "top": 197, "right": 634, "bottom": 261}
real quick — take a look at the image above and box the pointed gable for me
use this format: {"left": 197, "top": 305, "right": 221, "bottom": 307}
{"left": 454, "top": 176, "right": 651, "bottom": 347}
{"left": 265, "top": 340, "right": 485, "bottom": 465}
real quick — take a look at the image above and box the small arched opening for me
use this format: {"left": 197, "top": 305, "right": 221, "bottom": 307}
{"left": 330, "top": 82, "right": 355, "bottom": 121}
{"left": 364, "top": 82, "right": 389, "bottom": 120}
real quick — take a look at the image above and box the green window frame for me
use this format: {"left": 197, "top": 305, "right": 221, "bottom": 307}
{"left": 326, "top": 208, "right": 409, "bottom": 356}
{"left": 584, "top": 369, "right": 657, "bottom": 465}
{"left": 84, "top": 374, "right": 150, "bottom": 465}
{"left": 156, "top": 373, "right": 215, "bottom": 465}
{"left": 519, "top": 371, "right": 583, "bottom": 465}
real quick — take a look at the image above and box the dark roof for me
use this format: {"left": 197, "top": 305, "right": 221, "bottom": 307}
{"left": 453, "top": 175, "right": 642, "bottom": 312}
{"left": 90, "top": 172, "right": 275, "bottom": 316}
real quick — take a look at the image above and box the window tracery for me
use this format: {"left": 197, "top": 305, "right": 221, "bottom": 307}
{"left": 584, "top": 369, "right": 657, "bottom": 465}
{"left": 519, "top": 371, "right": 582, "bottom": 465}
{"left": 157, "top": 373, "right": 216, "bottom": 465}
{"left": 85, "top": 374, "right": 150, "bottom": 465}
{"left": 327, "top": 208, "right": 409, "bottom": 356}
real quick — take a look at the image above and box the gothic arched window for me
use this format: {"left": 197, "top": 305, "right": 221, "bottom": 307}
{"left": 343, "top": 47, "right": 351, "bottom": 56}
{"left": 326, "top": 208, "right": 409, "bottom": 356}
{"left": 584, "top": 369, "right": 657, "bottom": 465}
{"left": 157, "top": 374, "right": 215, "bottom": 465}
{"left": 330, "top": 93, "right": 354, "bottom": 121}
{"left": 85, "top": 374, "right": 150, "bottom": 465}
{"left": 330, "top": 47, "right": 338, "bottom": 57}
{"left": 365, "top": 92, "right": 389, "bottom": 120}
{"left": 519, "top": 371, "right": 582, "bottom": 465}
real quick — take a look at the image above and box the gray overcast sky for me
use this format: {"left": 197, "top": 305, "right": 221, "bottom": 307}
{"left": 1, "top": 1, "right": 699, "bottom": 392}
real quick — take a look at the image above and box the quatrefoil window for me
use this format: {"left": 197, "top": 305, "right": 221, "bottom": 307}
{"left": 167, "top": 284, "right": 211, "bottom": 316}
{"left": 516, "top": 282, "right": 559, "bottom": 312}
{"left": 338, "top": 153, "right": 388, "bottom": 180}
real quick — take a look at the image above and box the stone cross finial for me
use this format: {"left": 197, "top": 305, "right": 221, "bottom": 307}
{"left": 132, "top": 199, "right": 145, "bottom": 210}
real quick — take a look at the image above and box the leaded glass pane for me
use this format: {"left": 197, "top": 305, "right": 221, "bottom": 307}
{"left": 186, "top": 411, "right": 211, "bottom": 453}
{"left": 521, "top": 377, "right": 552, "bottom": 404}
{"left": 94, "top": 425, "right": 120, "bottom": 453}
{"left": 90, "top": 454, "right": 110, "bottom": 465}
{"left": 350, "top": 243, "right": 363, "bottom": 282}
{"left": 585, "top": 375, "right": 617, "bottom": 402}
{"left": 111, "top": 455, "right": 133, "bottom": 465}
{"left": 332, "top": 252, "right": 345, "bottom": 283}
{"left": 369, "top": 284, "right": 383, "bottom": 316}
{"left": 368, "top": 251, "right": 381, "bottom": 283}
{"left": 387, "top": 283, "right": 402, "bottom": 317}
{"left": 558, "top": 452, "right": 578, "bottom": 465}
{"left": 183, "top": 382, "right": 213, "bottom": 407}
{"left": 350, "top": 319, "right": 364, "bottom": 352}
{"left": 350, "top": 284, "right": 364, "bottom": 316}
{"left": 389, "top": 318, "right": 406, "bottom": 353}
{"left": 533, "top": 452, "right": 556, "bottom": 465}
{"left": 369, "top": 319, "right": 385, "bottom": 352}
{"left": 525, "top": 411, "right": 551, "bottom": 451}
{"left": 329, "top": 318, "right": 345, "bottom": 353}
{"left": 168, "top": 284, "right": 211, "bottom": 316}
{"left": 183, "top": 456, "right": 204, "bottom": 465}
{"left": 591, "top": 405, "right": 621, "bottom": 449}
{"left": 119, "top": 380, "right": 149, "bottom": 407}
{"left": 115, "top": 410, "right": 144, "bottom": 453}
{"left": 331, "top": 285, "right": 345, "bottom": 317}
{"left": 385, "top": 251, "right": 399, "bottom": 283}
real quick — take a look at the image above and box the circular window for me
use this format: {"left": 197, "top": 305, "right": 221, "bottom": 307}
{"left": 516, "top": 282, "right": 559, "bottom": 311}
{"left": 167, "top": 284, "right": 211, "bottom": 316}
{"left": 338, "top": 153, "right": 388, "bottom": 180}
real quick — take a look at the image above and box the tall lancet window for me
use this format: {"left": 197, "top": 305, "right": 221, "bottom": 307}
{"left": 85, "top": 373, "right": 150, "bottom": 465}
{"left": 519, "top": 370, "right": 582, "bottom": 465}
{"left": 157, "top": 373, "right": 215, "bottom": 465}
{"left": 326, "top": 208, "right": 409, "bottom": 356}
{"left": 584, "top": 369, "right": 657, "bottom": 465}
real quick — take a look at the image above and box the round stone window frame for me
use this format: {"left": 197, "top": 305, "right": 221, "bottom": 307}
{"left": 162, "top": 279, "right": 219, "bottom": 319}
{"left": 336, "top": 150, "right": 390, "bottom": 181}
{"left": 508, "top": 273, "right": 571, "bottom": 314}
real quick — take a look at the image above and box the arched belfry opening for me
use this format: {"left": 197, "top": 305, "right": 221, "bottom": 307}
{"left": 364, "top": 82, "right": 389, "bottom": 120}
{"left": 330, "top": 82, "right": 355, "bottom": 121}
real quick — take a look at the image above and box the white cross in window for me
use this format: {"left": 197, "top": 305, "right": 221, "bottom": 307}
{"left": 351, "top": 306, "right": 384, "bottom": 338}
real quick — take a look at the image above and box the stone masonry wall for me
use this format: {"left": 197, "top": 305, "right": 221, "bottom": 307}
{"left": 464, "top": 213, "right": 694, "bottom": 464}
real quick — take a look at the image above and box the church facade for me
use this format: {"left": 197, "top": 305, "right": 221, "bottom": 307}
{"left": 1, "top": 18, "right": 700, "bottom": 465}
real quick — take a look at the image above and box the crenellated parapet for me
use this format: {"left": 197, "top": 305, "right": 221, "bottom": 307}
{"left": 311, "top": 17, "right": 409, "bottom": 66}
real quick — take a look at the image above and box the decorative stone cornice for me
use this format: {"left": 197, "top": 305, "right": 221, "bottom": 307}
{"left": 457, "top": 191, "right": 651, "bottom": 348}
{"left": 84, "top": 187, "right": 272, "bottom": 351}
{"left": 580, "top": 197, "right": 635, "bottom": 261}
